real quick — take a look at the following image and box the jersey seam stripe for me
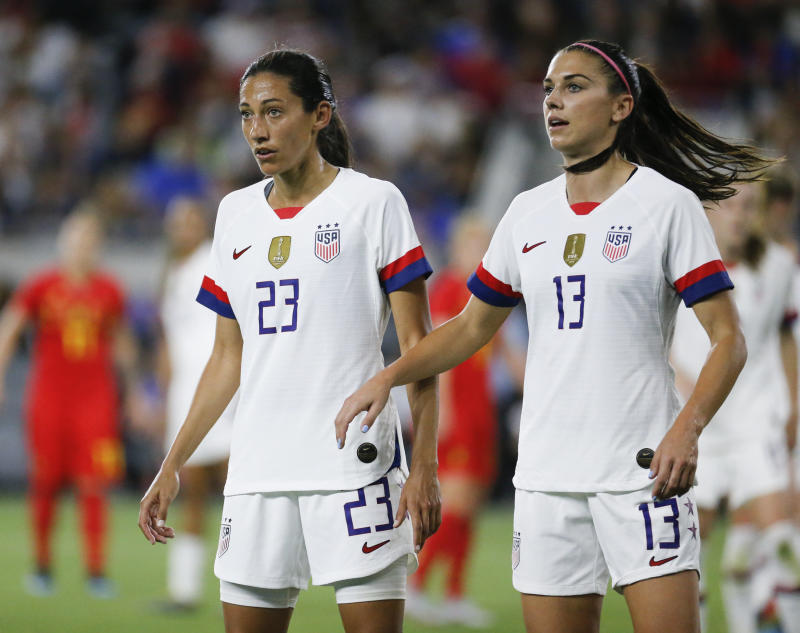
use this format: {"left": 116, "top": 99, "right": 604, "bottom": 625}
{"left": 673, "top": 259, "right": 727, "bottom": 292}
{"left": 196, "top": 287, "right": 236, "bottom": 319}
{"left": 679, "top": 272, "right": 734, "bottom": 307}
{"left": 382, "top": 257, "right": 434, "bottom": 294}
{"left": 467, "top": 273, "right": 521, "bottom": 308}
{"left": 200, "top": 275, "right": 231, "bottom": 303}
{"left": 380, "top": 246, "right": 426, "bottom": 281}
{"left": 474, "top": 263, "right": 522, "bottom": 298}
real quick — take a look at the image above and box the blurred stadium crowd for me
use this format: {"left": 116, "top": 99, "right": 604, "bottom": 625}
{"left": 2, "top": 0, "right": 800, "bottom": 492}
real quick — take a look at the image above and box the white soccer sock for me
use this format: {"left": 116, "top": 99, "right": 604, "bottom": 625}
{"left": 167, "top": 533, "right": 206, "bottom": 605}
{"left": 770, "top": 521, "right": 800, "bottom": 633}
{"left": 721, "top": 525, "right": 759, "bottom": 633}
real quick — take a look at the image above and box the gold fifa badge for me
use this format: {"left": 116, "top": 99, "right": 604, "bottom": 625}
{"left": 268, "top": 236, "right": 291, "bottom": 269}
{"left": 563, "top": 233, "right": 586, "bottom": 267}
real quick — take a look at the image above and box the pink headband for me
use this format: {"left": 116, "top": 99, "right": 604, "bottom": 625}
{"left": 571, "top": 42, "right": 632, "bottom": 98}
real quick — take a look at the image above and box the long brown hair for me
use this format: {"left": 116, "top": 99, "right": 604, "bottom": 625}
{"left": 241, "top": 49, "right": 353, "bottom": 168}
{"left": 562, "top": 40, "right": 779, "bottom": 202}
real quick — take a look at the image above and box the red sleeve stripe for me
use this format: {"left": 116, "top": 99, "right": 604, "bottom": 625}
{"left": 201, "top": 276, "right": 231, "bottom": 305}
{"left": 380, "top": 246, "right": 426, "bottom": 281}
{"left": 474, "top": 262, "right": 522, "bottom": 298}
{"left": 673, "top": 260, "right": 727, "bottom": 293}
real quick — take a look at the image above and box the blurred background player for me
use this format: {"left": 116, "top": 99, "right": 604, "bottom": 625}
{"left": 763, "top": 169, "right": 800, "bottom": 525}
{"left": 157, "top": 196, "right": 234, "bottom": 610}
{"left": 0, "top": 208, "right": 136, "bottom": 598}
{"left": 406, "top": 216, "right": 498, "bottom": 628}
{"left": 671, "top": 181, "right": 800, "bottom": 633}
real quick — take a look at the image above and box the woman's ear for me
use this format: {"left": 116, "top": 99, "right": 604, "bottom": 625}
{"left": 312, "top": 101, "right": 333, "bottom": 133}
{"left": 611, "top": 94, "right": 634, "bottom": 124}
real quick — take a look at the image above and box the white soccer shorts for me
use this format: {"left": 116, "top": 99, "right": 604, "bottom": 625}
{"left": 214, "top": 468, "right": 416, "bottom": 595}
{"left": 695, "top": 433, "right": 790, "bottom": 510}
{"left": 512, "top": 487, "right": 701, "bottom": 595}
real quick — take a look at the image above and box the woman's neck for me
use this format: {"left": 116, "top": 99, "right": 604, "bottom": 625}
{"left": 564, "top": 153, "right": 636, "bottom": 204}
{"left": 269, "top": 155, "right": 339, "bottom": 208}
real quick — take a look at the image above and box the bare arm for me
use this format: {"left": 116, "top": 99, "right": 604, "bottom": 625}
{"left": 651, "top": 291, "right": 746, "bottom": 499}
{"left": 387, "top": 278, "right": 440, "bottom": 551}
{"left": 138, "top": 314, "right": 242, "bottom": 544}
{"left": 335, "top": 295, "right": 512, "bottom": 445}
{"left": 0, "top": 305, "right": 28, "bottom": 408}
{"left": 780, "top": 325, "right": 798, "bottom": 451}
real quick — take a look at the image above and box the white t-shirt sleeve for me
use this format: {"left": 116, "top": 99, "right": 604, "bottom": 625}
{"left": 467, "top": 207, "right": 523, "bottom": 307}
{"left": 664, "top": 192, "right": 733, "bottom": 307}
{"left": 375, "top": 184, "right": 433, "bottom": 293}
{"left": 196, "top": 203, "right": 236, "bottom": 319}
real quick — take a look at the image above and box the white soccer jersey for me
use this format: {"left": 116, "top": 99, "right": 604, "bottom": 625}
{"left": 467, "top": 166, "right": 733, "bottom": 492}
{"left": 671, "top": 242, "right": 797, "bottom": 447}
{"left": 161, "top": 242, "right": 234, "bottom": 465}
{"left": 197, "top": 168, "right": 432, "bottom": 495}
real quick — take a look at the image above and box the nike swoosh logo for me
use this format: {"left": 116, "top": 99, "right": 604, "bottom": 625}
{"left": 649, "top": 555, "right": 678, "bottom": 567}
{"left": 522, "top": 240, "right": 546, "bottom": 253}
{"left": 362, "top": 539, "right": 390, "bottom": 554}
{"left": 233, "top": 245, "right": 252, "bottom": 260}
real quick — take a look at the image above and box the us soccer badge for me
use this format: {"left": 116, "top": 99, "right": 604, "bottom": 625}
{"left": 315, "top": 223, "right": 340, "bottom": 263}
{"left": 563, "top": 233, "right": 586, "bottom": 267}
{"left": 512, "top": 531, "right": 521, "bottom": 569}
{"left": 217, "top": 517, "right": 232, "bottom": 558}
{"left": 603, "top": 225, "right": 632, "bottom": 263}
{"left": 268, "top": 236, "right": 291, "bottom": 269}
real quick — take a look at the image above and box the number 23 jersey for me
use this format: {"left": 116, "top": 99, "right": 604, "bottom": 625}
{"left": 197, "top": 168, "right": 432, "bottom": 495}
{"left": 468, "top": 166, "right": 732, "bottom": 492}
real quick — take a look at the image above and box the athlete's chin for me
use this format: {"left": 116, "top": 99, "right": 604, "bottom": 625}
{"left": 256, "top": 161, "right": 280, "bottom": 178}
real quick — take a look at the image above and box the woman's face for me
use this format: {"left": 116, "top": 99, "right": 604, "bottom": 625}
{"left": 239, "top": 72, "right": 330, "bottom": 177}
{"left": 709, "top": 183, "right": 760, "bottom": 255}
{"left": 542, "top": 50, "right": 632, "bottom": 163}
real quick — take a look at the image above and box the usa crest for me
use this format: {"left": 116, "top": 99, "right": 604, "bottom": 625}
{"left": 315, "top": 223, "right": 340, "bottom": 263}
{"left": 217, "top": 517, "right": 232, "bottom": 558}
{"left": 603, "top": 226, "right": 632, "bottom": 263}
{"left": 269, "top": 236, "right": 291, "bottom": 269}
{"left": 563, "top": 233, "right": 586, "bottom": 267}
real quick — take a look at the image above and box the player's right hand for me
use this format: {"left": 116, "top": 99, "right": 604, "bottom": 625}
{"left": 138, "top": 468, "right": 179, "bottom": 545}
{"left": 334, "top": 372, "right": 392, "bottom": 449}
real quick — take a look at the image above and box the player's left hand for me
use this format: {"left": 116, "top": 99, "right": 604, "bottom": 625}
{"left": 649, "top": 417, "right": 699, "bottom": 500}
{"left": 394, "top": 462, "right": 441, "bottom": 552}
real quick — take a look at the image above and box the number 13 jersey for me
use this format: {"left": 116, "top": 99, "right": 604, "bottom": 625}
{"left": 468, "top": 167, "right": 732, "bottom": 492}
{"left": 197, "top": 168, "right": 432, "bottom": 495}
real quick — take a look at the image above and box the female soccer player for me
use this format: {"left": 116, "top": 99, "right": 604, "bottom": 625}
{"left": 0, "top": 209, "right": 134, "bottom": 598}
{"left": 157, "top": 196, "right": 235, "bottom": 610}
{"left": 336, "top": 40, "right": 777, "bottom": 633}
{"left": 138, "top": 50, "right": 440, "bottom": 633}
{"left": 672, "top": 182, "right": 800, "bottom": 633}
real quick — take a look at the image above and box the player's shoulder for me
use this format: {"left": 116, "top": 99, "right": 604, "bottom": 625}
{"left": 334, "top": 168, "right": 406, "bottom": 206}
{"left": 511, "top": 174, "right": 564, "bottom": 209}
{"left": 216, "top": 179, "right": 269, "bottom": 224}
{"left": 626, "top": 166, "right": 701, "bottom": 211}
{"left": 495, "top": 174, "right": 564, "bottom": 229}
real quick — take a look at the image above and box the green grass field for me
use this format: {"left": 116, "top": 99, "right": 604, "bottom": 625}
{"left": 0, "top": 494, "right": 728, "bottom": 633}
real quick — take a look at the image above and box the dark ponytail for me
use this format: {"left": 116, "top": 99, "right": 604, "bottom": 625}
{"left": 241, "top": 49, "right": 353, "bottom": 168}
{"left": 564, "top": 40, "right": 779, "bottom": 202}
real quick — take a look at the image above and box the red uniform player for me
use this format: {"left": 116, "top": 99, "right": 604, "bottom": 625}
{"left": 406, "top": 217, "right": 503, "bottom": 627}
{"left": 0, "top": 210, "right": 133, "bottom": 598}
